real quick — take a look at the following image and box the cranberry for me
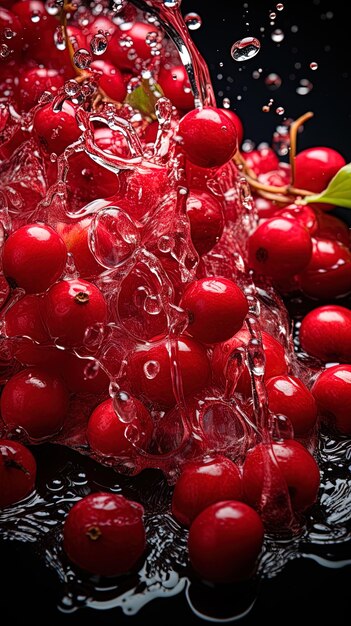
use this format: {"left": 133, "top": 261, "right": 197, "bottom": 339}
{"left": 312, "top": 365, "right": 351, "bottom": 435}
{"left": 87, "top": 396, "right": 153, "bottom": 457}
{"left": 143, "top": 120, "right": 159, "bottom": 144}
{"left": 298, "top": 238, "right": 351, "bottom": 300}
{"left": 58, "top": 352, "right": 109, "bottom": 395}
{"left": 0, "top": 8, "right": 23, "bottom": 60}
{"left": 178, "top": 107, "right": 237, "bottom": 168}
{"left": 91, "top": 60, "right": 127, "bottom": 102}
{"left": 4, "top": 294, "right": 52, "bottom": 365}
{"left": 127, "top": 335, "right": 211, "bottom": 407}
{"left": 18, "top": 67, "right": 64, "bottom": 111}
{"left": 294, "top": 147, "right": 345, "bottom": 194}
{"left": 248, "top": 217, "right": 312, "bottom": 283}
{"left": 57, "top": 218, "right": 103, "bottom": 279}
{"left": 106, "top": 22, "right": 160, "bottom": 71}
{"left": 43, "top": 279, "right": 107, "bottom": 348}
{"left": 86, "top": 15, "right": 117, "bottom": 42}
{"left": 180, "top": 277, "right": 248, "bottom": 344}
{"left": 258, "top": 165, "right": 291, "bottom": 187}
{"left": 186, "top": 189, "right": 224, "bottom": 256}
{"left": 33, "top": 101, "right": 81, "bottom": 155}
{"left": 266, "top": 375, "right": 318, "bottom": 437}
{"left": 300, "top": 305, "right": 351, "bottom": 364}
{"left": 2, "top": 223, "right": 67, "bottom": 293}
{"left": 221, "top": 109, "right": 244, "bottom": 146}
{"left": 1, "top": 367, "right": 69, "bottom": 439}
{"left": 273, "top": 204, "right": 319, "bottom": 236}
{"left": 243, "top": 440, "right": 320, "bottom": 514}
{"left": 63, "top": 492, "right": 146, "bottom": 576}
{"left": 172, "top": 455, "right": 243, "bottom": 527}
{"left": 66, "top": 152, "right": 120, "bottom": 204}
{"left": 188, "top": 500, "right": 264, "bottom": 583}
{"left": 245, "top": 147, "right": 279, "bottom": 176}
{"left": 212, "top": 328, "right": 288, "bottom": 396}
{"left": 0, "top": 272, "right": 10, "bottom": 309}
{"left": 158, "top": 65, "right": 194, "bottom": 111}
{"left": 254, "top": 196, "right": 281, "bottom": 219}
{"left": 0, "top": 439, "right": 36, "bottom": 507}
{"left": 315, "top": 211, "right": 350, "bottom": 247}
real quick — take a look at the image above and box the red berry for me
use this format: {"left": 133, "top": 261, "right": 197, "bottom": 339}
{"left": 188, "top": 500, "right": 264, "bottom": 583}
{"left": 1, "top": 367, "right": 69, "bottom": 439}
{"left": 179, "top": 107, "right": 237, "bottom": 168}
{"left": 0, "top": 439, "right": 36, "bottom": 508}
{"left": 243, "top": 440, "right": 320, "bottom": 514}
{"left": 315, "top": 211, "right": 350, "bottom": 247}
{"left": 300, "top": 305, "right": 351, "bottom": 364}
{"left": 221, "top": 109, "right": 244, "bottom": 146}
{"left": 4, "top": 294, "right": 51, "bottom": 365}
{"left": 294, "top": 147, "right": 345, "bottom": 194}
{"left": 18, "top": 67, "right": 64, "bottom": 111}
{"left": 180, "top": 277, "right": 248, "bottom": 344}
{"left": 273, "top": 204, "right": 319, "bottom": 236}
{"left": 2, "top": 223, "right": 67, "bottom": 293}
{"left": 63, "top": 492, "right": 146, "bottom": 576}
{"left": 158, "top": 65, "right": 194, "bottom": 111}
{"left": 91, "top": 60, "right": 127, "bottom": 102}
{"left": 254, "top": 196, "right": 281, "bottom": 219}
{"left": 106, "top": 22, "right": 160, "bottom": 71}
{"left": 66, "top": 152, "right": 120, "bottom": 204}
{"left": 57, "top": 218, "right": 103, "bottom": 279}
{"left": 87, "top": 396, "right": 153, "bottom": 457}
{"left": 119, "top": 162, "right": 169, "bottom": 222}
{"left": 143, "top": 120, "right": 159, "bottom": 144}
{"left": 33, "top": 101, "right": 81, "bottom": 155}
{"left": 86, "top": 15, "right": 117, "bottom": 42}
{"left": 43, "top": 279, "right": 107, "bottom": 348}
{"left": 266, "top": 375, "right": 318, "bottom": 437}
{"left": 186, "top": 189, "right": 224, "bottom": 256}
{"left": 58, "top": 352, "right": 109, "bottom": 395}
{"left": 127, "top": 335, "right": 211, "bottom": 407}
{"left": 172, "top": 455, "right": 243, "bottom": 527}
{"left": 258, "top": 165, "right": 291, "bottom": 188}
{"left": 245, "top": 147, "right": 279, "bottom": 176}
{"left": 298, "top": 238, "right": 351, "bottom": 300}
{"left": 248, "top": 217, "right": 312, "bottom": 283}
{"left": 212, "top": 328, "right": 288, "bottom": 396}
{"left": 0, "top": 8, "right": 23, "bottom": 60}
{"left": 312, "top": 365, "right": 351, "bottom": 435}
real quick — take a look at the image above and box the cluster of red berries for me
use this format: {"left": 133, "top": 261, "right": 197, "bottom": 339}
{"left": 0, "top": 0, "right": 350, "bottom": 588}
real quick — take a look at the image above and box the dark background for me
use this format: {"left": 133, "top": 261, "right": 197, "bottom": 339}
{"left": 1, "top": 1, "right": 351, "bottom": 625}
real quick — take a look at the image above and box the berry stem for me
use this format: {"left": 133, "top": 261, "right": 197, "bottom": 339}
{"left": 289, "top": 111, "right": 314, "bottom": 186}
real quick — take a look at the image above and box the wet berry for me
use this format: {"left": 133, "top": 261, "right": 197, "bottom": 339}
{"left": 312, "top": 365, "right": 351, "bottom": 435}
{"left": 294, "top": 147, "right": 345, "bottom": 194}
{"left": 266, "top": 375, "right": 318, "bottom": 437}
{"left": 298, "top": 238, "right": 351, "bottom": 300}
{"left": 0, "top": 439, "right": 36, "bottom": 508}
{"left": 186, "top": 189, "right": 224, "bottom": 256}
{"left": 300, "top": 305, "right": 351, "bottom": 364}
{"left": 158, "top": 65, "right": 194, "bottom": 111}
{"left": 33, "top": 101, "right": 81, "bottom": 155}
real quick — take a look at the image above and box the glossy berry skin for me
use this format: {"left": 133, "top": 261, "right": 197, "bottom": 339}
{"left": 266, "top": 375, "right": 318, "bottom": 437}
{"left": 172, "top": 456, "right": 243, "bottom": 527}
{"left": 180, "top": 277, "right": 248, "bottom": 344}
{"left": 57, "top": 218, "right": 103, "bottom": 279}
{"left": 63, "top": 493, "right": 146, "bottom": 577}
{"left": 294, "top": 147, "right": 345, "bottom": 194}
{"left": 127, "top": 335, "right": 211, "bottom": 407}
{"left": 33, "top": 101, "right": 81, "bottom": 155}
{"left": 273, "top": 204, "right": 319, "bottom": 236}
{"left": 87, "top": 397, "right": 153, "bottom": 457}
{"left": 315, "top": 211, "right": 350, "bottom": 248}
{"left": 18, "top": 67, "right": 64, "bottom": 111}
{"left": 0, "top": 440, "right": 36, "bottom": 508}
{"left": 300, "top": 305, "right": 351, "bottom": 364}
{"left": 312, "top": 365, "right": 351, "bottom": 435}
{"left": 243, "top": 440, "right": 320, "bottom": 514}
{"left": 245, "top": 147, "right": 279, "bottom": 176}
{"left": 298, "top": 238, "right": 351, "bottom": 300}
{"left": 212, "top": 328, "right": 287, "bottom": 396}
{"left": 91, "top": 60, "right": 127, "bottom": 102}
{"left": 43, "top": 279, "right": 107, "bottom": 348}
{"left": 254, "top": 197, "right": 281, "bottom": 219}
{"left": 179, "top": 107, "right": 237, "bottom": 168}
{"left": 158, "top": 65, "right": 194, "bottom": 111}
{"left": 4, "top": 294, "right": 52, "bottom": 365}
{"left": 248, "top": 217, "right": 313, "bottom": 282}
{"left": 1, "top": 367, "right": 69, "bottom": 439}
{"left": 221, "top": 109, "right": 243, "bottom": 146}
{"left": 106, "top": 22, "right": 159, "bottom": 71}
{"left": 186, "top": 189, "right": 224, "bottom": 256}
{"left": 2, "top": 223, "right": 67, "bottom": 293}
{"left": 188, "top": 501, "right": 264, "bottom": 584}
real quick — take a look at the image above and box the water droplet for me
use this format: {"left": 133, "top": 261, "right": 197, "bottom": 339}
{"left": 145, "top": 31, "right": 159, "bottom": 47}
{"left": 158, "top": 235, "right": 174, "bottom": 253}
{"left": 242, "top": 139, "right": 256, "bottom": 152}
{"left": 265, "top": 72, "right": 282, "bottom": 89}
{"left": 291, "top": 25, "right": 298, "bottom": 33}
{"left": 112, "top": 0, "right": 126, "bottom": 13}
{"left": 163, "top": 0, "right": 181, "bottom": 8}
{"left": 252, "top": 70, "right": 261, "bottom": 79}
{"left": 64, "top": 79, "right": 81, "bottom": 97}
{"left": 73, "top": 48, "right": 92, "bottom": 70}
{"left": 91, "top": 207, "right": 140, "bottom": 268}
{"left": 144, "top": 295, "right": 162, "bottom": 315}
{"left": 276, "top": 106, "right": 285, "bottom": 115}
{"left": 3, "top": 29, "right": 15, "bottom": 40}
{"left": 46, "top": 0, "right": 62, "bottom": 16}
{"left": 296, "top": 79, "right": 313, "bottom": 95}
{"left": 143, "top": 360, "right": 160, "bottom": 380}
{"left": 310, "top": 61, "right": 318, "bottom": 70}
{"left": 262, "top": 105, "right": 270, "bottom": 113}
{"left": 222, "top": 97, "right": 231, "bottom": 109}
{"left": 54, "top": 26, "right": 66, "bottom": 51}
{"left": 30, "top": 10, "right": 41, "bottom": 23}
{"left": 90, "top": 32, "right": 108, "bottom": 56}
{"left": 0, "top": 44, "right": 10, "bottom": 59}
{"left": 84, "top": 360, "right": 100, "bottom": 380}
{"left": 47, "top": 478, "right": 64, "bottom": 492}
{"left": 231, "top": 37, "right": 261, "bottom": 62}
{"left": 276, "top": 3, "right": 284, "bottom": 10}
{"left": 269, "top": 12, "right": 277, "bottom": 19}
{"left": 271, "top": 29, "right": 284, "bottom": 42}
{"left": 184, "top": 12, "right": 202, "bottom": 31}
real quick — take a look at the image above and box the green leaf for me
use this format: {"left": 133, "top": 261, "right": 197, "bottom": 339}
{"left": 303, "top": 163, "right": 351, "bottom": 208}
{"left": 125, "top": 79, "right": 163, "bottom": 118}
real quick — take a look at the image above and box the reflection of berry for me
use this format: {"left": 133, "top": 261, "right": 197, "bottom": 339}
{"left": 0, "top": 439, "right": 36, "bottom": 508}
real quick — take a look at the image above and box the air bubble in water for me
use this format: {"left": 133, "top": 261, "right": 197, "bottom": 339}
{"left": 265, "top": 73, "right": 282, "bottom": 89}
{"left": 184, "top": 12, "right": 202, "bottom": 31}
{"left": 143, "top": 360, "right": 160, "bottom": 380}
{"left": 64, "top": 80, "right": 81, "bottom": 97}
{"left": 296, "top": 79, "right": 313, "bottom": 95}
{"left": 91, "top": 208, "right": 140, "bottom": 268}
{"left": 231, "top": 37, "right": 261, "bottom": 62}
{"left": 90, "top": 32, "right": 108, "bottom": 56}
{"left": 3, "top": 29, "right": 15, "bottom": 40}
{"left": 310, "top": 62, "right": 318, "bottom": 70}
{"left": 73, "top": 48, "right": 92, "bottom": 69}
{"left": 276, "top": 3, "right": 284, "bottom": 10}
{"left": 272, "top": 29, "right": 284, "bottom": 42}
{"left": 276, "top": 106, "right": 285, "bottom": 115}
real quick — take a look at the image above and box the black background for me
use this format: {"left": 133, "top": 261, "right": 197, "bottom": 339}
{"left": 1, "top": 1, "right": 351, "bottom": 625}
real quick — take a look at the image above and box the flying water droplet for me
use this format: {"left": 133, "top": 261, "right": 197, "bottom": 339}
{"left": 276, "top": 3, "right": 284, "bottom": 10}
{"left": 296, "top": 79, "right": 313, "bottom": 95}
{"left": 73, "top": 48, "right": 92, "bottom": 70}
{"left": 222, "top": 97, "right": 231, "bottom": 109}
{"left": 269, "top": 11, "right": 277, "bottom": 19}
{"left": 276, "top": 106, "right": 285, "bottom": 115}
{"left": 119, "top": 34, "right": 134, "bottom": 49}
{"left": 272, "top": 29, "right": 284, "bottom": 42}
{"left": 265, "top": 73, "right": 282, "bottom": 89}
{"left": 184, "top": 12, "right": 202, "bottom": 31}
{"left": 90, "top": 32, "right": 108, "bottom": 56}
{"left": 231, "top": 37, "right": 261, "bottom": 62}
{"left": 310, "top": 61, "right": 318, "bottom": 70}
{"left": 0, "top": 44, "right": 10, "bottom": 59}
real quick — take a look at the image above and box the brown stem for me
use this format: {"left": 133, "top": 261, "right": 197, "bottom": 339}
{"left": 289, "top": 111, "right": 314, "bottom": 186}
